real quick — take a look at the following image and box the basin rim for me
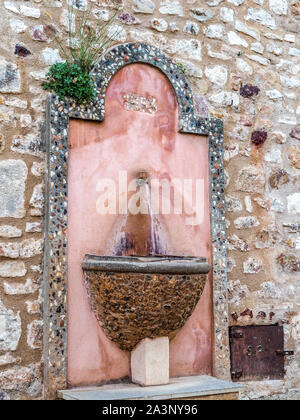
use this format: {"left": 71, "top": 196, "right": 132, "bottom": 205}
{"left": 82, "top": 255, "right": 210, "bottom": 275}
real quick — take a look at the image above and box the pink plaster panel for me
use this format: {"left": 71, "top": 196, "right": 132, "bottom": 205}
{"left": 67, "top": 64, "right": 212, "bottom": 387}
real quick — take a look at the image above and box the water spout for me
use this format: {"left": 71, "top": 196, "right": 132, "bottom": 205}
{"left": 106, "top": 172, "right": 171, "bottom": 257}
{"left": 136, "top": 170, "right": 148, "bottom": 186}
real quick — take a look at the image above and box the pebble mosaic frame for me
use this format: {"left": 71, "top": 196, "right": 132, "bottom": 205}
{"left": 43, "top": 43, "right": 230, "bottom": 399}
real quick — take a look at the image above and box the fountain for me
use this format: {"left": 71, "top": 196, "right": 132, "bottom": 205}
{"left": 82, "top": 171, "right": 210, "bottom": 385}
{"left": 65, "top": 60, "right": 221, "bottom": 394}
{"left": 45, "top": 44, "right": 242, "bottom": 400}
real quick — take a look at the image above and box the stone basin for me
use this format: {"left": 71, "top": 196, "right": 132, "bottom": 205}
{"left": 82, "top": 255, "right": 210, "bottom": 352}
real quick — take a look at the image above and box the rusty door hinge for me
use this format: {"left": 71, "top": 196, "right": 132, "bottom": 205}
{"left": 275, "top": 350, "right": 294, "bottom": 356}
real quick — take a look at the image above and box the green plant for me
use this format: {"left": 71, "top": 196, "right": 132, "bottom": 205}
{"left": 177, "top": 62, "right": 186, "bottom": 74}
{"left": 42, "top": 0, "right": 120, "bottom": 103}
{"left": 58, "top": 1, "right": 120, "bottom": 73}
{"left": 42, "top": 62, "right": 96, "bottom": 104}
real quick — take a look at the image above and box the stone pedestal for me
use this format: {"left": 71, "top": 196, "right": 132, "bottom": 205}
{"left": 131, "top": 337, "right": 169, "bottom": 386}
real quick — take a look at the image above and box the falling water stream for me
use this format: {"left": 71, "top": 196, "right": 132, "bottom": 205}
{"left": 143, "top": 175, "right": 163, "bottom": 256}
{"left": 107, "top": 173, "right": 170, "bottom": 257}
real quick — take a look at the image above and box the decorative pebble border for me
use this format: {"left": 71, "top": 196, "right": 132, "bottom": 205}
{"left": 43, "top": 42, "right": 230, "bottom": 399}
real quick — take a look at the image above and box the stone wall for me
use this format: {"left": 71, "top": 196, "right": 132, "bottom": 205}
{"left": 0, "top": 0, "right": 299, "bottom": 400}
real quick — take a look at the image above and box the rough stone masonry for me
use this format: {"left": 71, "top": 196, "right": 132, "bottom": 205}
{"left": 0, "top": 0, "right": 300, "bottom": 400}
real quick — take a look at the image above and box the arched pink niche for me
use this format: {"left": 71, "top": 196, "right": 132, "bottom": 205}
{"left": 67, "top": 63, "right": 212, "bottom": 387}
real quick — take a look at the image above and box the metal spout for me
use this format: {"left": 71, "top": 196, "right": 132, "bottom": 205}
{"left": 136, "top": 170, "right": 149, "bottom": 186}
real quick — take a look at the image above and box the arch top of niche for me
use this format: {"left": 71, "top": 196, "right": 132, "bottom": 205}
{"left": 55, "top": 42, "right": 223, "bottom": 137}
{"left": 45, "top": 42, "right": 229, "bottom": 399}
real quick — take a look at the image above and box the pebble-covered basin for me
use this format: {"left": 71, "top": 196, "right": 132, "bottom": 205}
{"left": 82, "top": 255, "right": 210, "bottom": 351}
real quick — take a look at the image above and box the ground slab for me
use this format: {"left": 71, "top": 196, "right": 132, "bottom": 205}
{"left": 59, "top": 375, "right": 243, "bottom": 400}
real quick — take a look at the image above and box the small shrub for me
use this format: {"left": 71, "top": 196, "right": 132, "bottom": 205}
{"left": 42, "top": 62, "right": 96, "bottom": 104}
{"left": 41, "top": 0, "right": 120, "bottom": 103}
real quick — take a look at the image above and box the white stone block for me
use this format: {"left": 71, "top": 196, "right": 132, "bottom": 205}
{"left": 20, "top": 5, "right": 40, "bottom": 18}
{"left": 246, "top": 8, "right": 276, "bottom": 30}
{"left": 205, "top": 65, "right": 228, "bottom": 86}
{"left": 159, "top": 1, "right": 183, "bottom": 16}
{"left": 269, "top": 0, "right": 288, "bottom": 16}
{"left": 131, "top": 337, "right": 169, "bottom": 386}
{"left": 287, "top": 193, "right": 300, "bottom": 214}
{"left": 228, "top": 31, "right": 248, "bottom": 48}
{"left": 133, "top": 0, "right": 155, "bottom": 14}
{"left": 0, "top": 58, "right": 21, "bottom": 93}
{"left": 220, "top": 7, "right": 234, "bottom": 23}
{"left": 0, "top": 160, "right": 27, "bottom": 218}
{"left": 0, "top": 299, "right": 21, "bottom": 351}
